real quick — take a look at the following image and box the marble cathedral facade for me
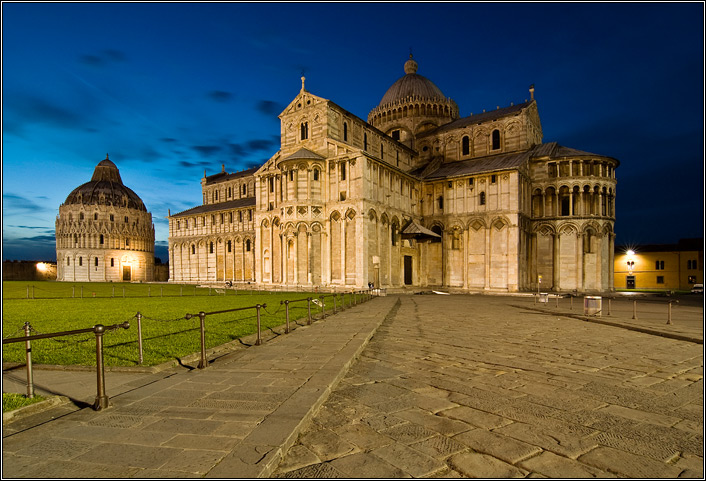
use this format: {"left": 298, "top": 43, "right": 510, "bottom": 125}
{"left": 168, "top": 57, "right": 618, "bottom": 293}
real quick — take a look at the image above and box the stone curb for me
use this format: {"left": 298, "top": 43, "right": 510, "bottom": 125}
{"left": 2, "top": 395, "right": 72, "bottom": 424}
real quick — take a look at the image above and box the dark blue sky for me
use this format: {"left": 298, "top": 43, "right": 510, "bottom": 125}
{"left": 2, "top": 2, "right": 704, "bottom": 262}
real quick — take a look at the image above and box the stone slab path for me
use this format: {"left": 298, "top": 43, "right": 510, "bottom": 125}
{"left": 275, "top": 295, "right": 703, "bottom": 478}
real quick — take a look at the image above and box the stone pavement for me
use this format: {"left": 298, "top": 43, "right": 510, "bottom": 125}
{"left": 274, "top": 294, "right": 703, "bottom": 478}
{"left": 3, "top": 293, "right": 703, "bottom": 478}
{"left": 2, "top": 296, "right": 399, "bottom": 478}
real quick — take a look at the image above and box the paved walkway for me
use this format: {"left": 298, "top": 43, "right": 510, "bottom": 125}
{"left": 274, "top": 295, "right": 703, "bottom": 478}
{"left": 3, "top": 296, "right": 399, "bottom": 478}
{"left": 3, "top": 293, "right": 703, "bottom": 478}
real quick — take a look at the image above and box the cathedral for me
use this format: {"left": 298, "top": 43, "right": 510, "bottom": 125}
{"left": 167, "top": 56, "right": 618, "bottom": 293}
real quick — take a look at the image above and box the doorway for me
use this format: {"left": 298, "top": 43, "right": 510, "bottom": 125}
{"left": 404, "top": 256, "right": 413, "bottom": 285}
{"left": 123, "top": 266, "right": 132, "bottom": 281}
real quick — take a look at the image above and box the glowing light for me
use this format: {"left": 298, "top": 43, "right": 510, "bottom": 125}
{"left": 626, "top": 250, "right": 635, "bottom": 256}
{"left": 36, "top": 262, "right": 47, "bottom": 272}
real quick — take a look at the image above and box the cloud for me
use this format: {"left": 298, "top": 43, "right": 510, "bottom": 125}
{"left": 2, "top": 193, "right": 52, "bottom": 214}
{"left": 179, "top": 159, "right": 213, "bottom": 169}
{"left": 192, "top": 145, "right": 222, "bottom": 157}
{"left": 4, "top": 95, "right": 83, "bottom": 130}
{"left": 256, "top": 100, "right": 283, "bottom": 115}
{"left": 78, "top": 49, "right": 127, "bottom": 67}
{"left": 208, "top": 90, "right": 233, "bottom": 102}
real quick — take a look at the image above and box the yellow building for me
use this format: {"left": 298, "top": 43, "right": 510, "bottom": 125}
{"left": 614, "top": 238, "right": 703, "bottom": 291}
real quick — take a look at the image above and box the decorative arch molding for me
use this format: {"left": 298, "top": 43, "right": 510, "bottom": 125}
{"left": 534, "top": 223, "right": 557, "bottom": 236}
{"left": 330, "top": 210, "right": 342, "bottom": 222}
{"left": 380, "top": 213, "right": 389, "bottom": 225}
{"left": 345, "top": 208, "right": 356, "bottom": 220}
{"left": 558, "top": 223, "right": 580, "bottom": 235}
{"left": 468, "top": 218, "right": 486, "bottom": 231}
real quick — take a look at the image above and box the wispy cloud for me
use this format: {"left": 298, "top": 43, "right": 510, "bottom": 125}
{"left": 208, "top": 90, "right": 233, "bottom": 102}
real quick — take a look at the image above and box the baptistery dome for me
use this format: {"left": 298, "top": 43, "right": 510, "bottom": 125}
{"left": 63, "top": 157, "right": 147, "bottom": 211}
{"left": 56, "top": 155, "right": 155, "bottom": 282}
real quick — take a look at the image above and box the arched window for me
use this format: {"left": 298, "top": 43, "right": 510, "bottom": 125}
{"left": 191, "top": 245, "right": 196, "bottom": 255}
{"left": 340, "top": 163, "right": 346, "bottom": 181}
{"left": 210, "top": 242, "right": 214, "bottom": 254}
{"left": 438, "top": 195, "right": 444, "bottom": 210}
{"left": 95, "top": 257, "right": 99, "bottom": 267}
{"left": 227, "top": 240, "right": 232, "bottom": 253}
{"left": 313, "top": 168, "right": 320, "bottom": 181}
{"left": 343, "top": 122, "right": 348, "bottom": 141}
{"left": 100, "top": 234, "right": 104, "bottom": 245}
{"left": 492, "top": 129, "right": 500, "bottom": 150}
{"left": 246, "top": 239, "right": 251, "bottom": 251}
{"left": 300, "top": 122, "right": 309, "bottom": 140}
{"left": 431, "top": 225, "right": 442, "bottom": 243}
{"left": 462, "top": 136, "right": 470, "bottom": 156}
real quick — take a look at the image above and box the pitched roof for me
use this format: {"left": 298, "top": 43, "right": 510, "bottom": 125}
{"left": 401, "top": 220, "right": 441, "bottom": 238}
{"left": 282, "top": 148, "right": 325, "bottom": 161}
{"left": 204, "top": 166, "right": 259, "bottom": 185}
{"left": 171, "top": 197, "right": 256, "bottom": 218}
{"left": 418, "top": 101, "right": 533, "bottom": 139}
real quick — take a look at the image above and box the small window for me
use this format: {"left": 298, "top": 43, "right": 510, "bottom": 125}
{"left": 269, "top": 177, "right": 274, "bottom": 192}
{"left": 99, "top": 234, "right": 104, "bottom": 245}
{"left": 491, "top": 175, "right": 496, "bottom": 184}
{"left": 220, "top": 213, "right": 224, "bottom": 224}
{"left": 391, "top": 130, "right": 400, "bottom": 141}
{"left": 79, "top": 257, "right": 83, "bottom": 266}
{"left": 95, "top": 257, "right": 98, "bottom": 267}
{"left": 248, "top": 210, "right": 252, "bottom": 221}
{"left": 125, "top": 216, "right": 128, "bottom": 223}
{"left": 364, "top": 133, "right": 368, "bottom": 151}
{"left": 480, "top": 192, "right": 486, "bottom": 205}
{"left": 438, "top": 196, "right": 444, "bottom": 210}
{"left": 67, "top": 257, "right": 70, "bottom": 266}
{"left": 110, "top": 258, "right": 114, "bottom": 267}
{"left": 462, "top": 136, "right": 470, "bottom": 156}
{"left": 313, "top": 168, "right": 319, "bottom": 181}
{"left": 343, "top": 122, "right": 348, "bottom": 141}
{"left": 246, "top": 239, "right": 251, "bottom": 251}
{"left": 289, "top": 171, "right": 294, "bottom": 181}
{"left": 492, "top": 129, "right": 500, "bottom": 150}
{"left": 192, "top": 245, "right": 196, "bottom": 255}
{"left": 210, "top": 242, "right": 214, "bottom": 254}
{"left": 380, "top": 144, "right": 384, "bottom": 159}
{"left": 229, "top": 212, "right": 233, "bottom": 223}
{"left": 79, "top": 212, "right": 84, "bottom": 220}
{"left": 340, "top": 192, "right": 347, "bottom": 201}
{"left": 656, "top": 276, "right": 664, "bottom": 284}
{"left": 300, "top": 121, "right": 309, "bottom": 140}
{"left": 469, "top": 178, "right": 474, "bottom": 186}
{"left": 126, "top": 238, "right": 130, "bottom": 246}
{"left": 177, "top": 221, "right": 180, "bottom": 229}
{"left": 341, "top": 163, "right": 346, "bottom": 181}
{"left": 110, "top": 214, "right": 114, "bottom": 222}
{"left": 239, "top": 211, "right": 243, "bottom": 222}
{"left": 656, "top": 260, "right": 665, "bottom": 270}
{"left": 227, "top": 240, "right": 232, "bottom": 253}
{"left": 94, "top": 213, "right": 98, "bottom": 220}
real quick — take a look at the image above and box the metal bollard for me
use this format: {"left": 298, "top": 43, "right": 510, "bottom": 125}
{"left": 198, "top": 312, "right": 208, "bottom": 368}
{"left": 282, "top": 300, "right": 290, "bottom": 334}
{"left": 333, "top": 295, "right": 337, "bottom": 314}
{"left": 632, "top": 300, "right": 638, "bottom": 320}
{"left": 307, "top": 298, "right": 312, "bottom": 325}
{"left": 136, "top": 312, "right": 144, "bottom": 365}
{"left": 93, "top": 324, "right": 109, "bottom": 410}
{"left": 320, "top": 296, "right": 326, "bottom": 319}
{"left": 607, "top": 298, "right": 611, "bottom": 316}
{"left": 255, "top": 305, "right": 263, "bottom": 345}
{"left": 23, "top": 322, "right": 34, "bottom": 399}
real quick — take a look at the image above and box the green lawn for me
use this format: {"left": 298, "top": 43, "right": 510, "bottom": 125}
{"left": 2, "top": 393, "right": 46, "bottom": 413}
{"left": 2, "top": 281, "right": 352, "bottom": 367}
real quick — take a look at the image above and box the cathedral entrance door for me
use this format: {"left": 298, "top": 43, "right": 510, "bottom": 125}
{"left": 123, "top": 266, "right": 132, "bottom": 281}
{"left": 404, "top": 256, "right": 413, "bottom": 285}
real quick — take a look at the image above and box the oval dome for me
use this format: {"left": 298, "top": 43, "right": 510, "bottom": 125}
{"left": 63, "top": 155, "right": 147, "bottom": 211}
{"left": 378, "top": 56, "right": 447, "bottom": 107}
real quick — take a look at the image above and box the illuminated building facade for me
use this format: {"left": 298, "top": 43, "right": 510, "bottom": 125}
{"left": 614, "top": 239, "right": 703, "bottom": 291}
{"left": 168, "top": 56, "right": 619, "bottom": 293}
{"left": 55, "top": 156, "right": 155, "bottom": 282}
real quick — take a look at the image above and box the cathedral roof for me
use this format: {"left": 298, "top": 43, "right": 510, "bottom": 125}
{"left": 204, "top": 166, "right": 259, "bottom": 185}
{"left": 377, "top": 55, "right": 450, "bottom": 108}
{"left": 63, "top": 155, "right": 147, "bottom": 211}
{"left": 170, "top": 197, "right": 256, "bottom": 218}
{"left": 417, "top": 101, "right": 534, "bottom": 139}
{"left": 415, "top": 142, "right": 619, "bottom": 180}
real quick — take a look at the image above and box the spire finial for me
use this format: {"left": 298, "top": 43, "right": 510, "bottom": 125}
{"left": 301, "top": 75, "right": 306, "bottom": 92}
{"left": 529, "top": 84, "right": 535, "bottom": 101}
{"left": 105, "top": 153, "right": 109, "bottom": 160}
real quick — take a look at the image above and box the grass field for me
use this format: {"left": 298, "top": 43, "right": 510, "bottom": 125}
{"left": 2, "top": 281, "right": 352, "bottom": 367}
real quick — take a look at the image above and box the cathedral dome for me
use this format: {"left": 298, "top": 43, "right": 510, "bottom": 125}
{"left": 63, "top": 155, "right": 147, "bottom": 211}
{"left": 377, "top": 55, "right": 448, "bottom": 108}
